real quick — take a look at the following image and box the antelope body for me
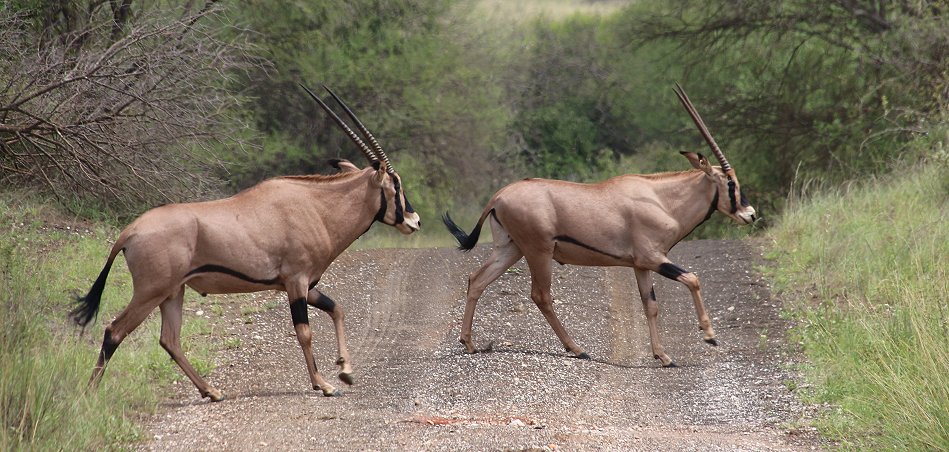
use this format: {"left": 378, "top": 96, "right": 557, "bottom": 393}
{"left": 71, "top": 86, "right": 420, "bottom": 401}
{"left": 443, "top": 84, "right": 757, "bottom": 366}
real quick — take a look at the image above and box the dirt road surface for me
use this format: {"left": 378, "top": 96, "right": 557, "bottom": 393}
{"left": 139, "top": 240, "right": 821, "bottom": 451}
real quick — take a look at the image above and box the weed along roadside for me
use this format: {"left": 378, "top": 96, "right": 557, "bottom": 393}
{"left": 766, "top": 161, "right": 949, "bottom": 450}
{"left": 0, "top": 195, "right": 214, "bottom": 449}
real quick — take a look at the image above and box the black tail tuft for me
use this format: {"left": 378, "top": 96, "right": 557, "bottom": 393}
{"left": 70, "top": 258, "right": 115, "bottom": 328}
{"left": 442, "top": 212, "right": 482, "bottom": 251}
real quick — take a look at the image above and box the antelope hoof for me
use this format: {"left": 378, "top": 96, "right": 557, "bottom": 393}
{"left": 663, "top": 361, "right": 679, "bottom": 368}
{"left": 319, "top": 386, "right": 343, "bottom": 397}
{"left": 205, "top": 389, "right": 225, "bottom": 402}
{"left": 654, "top": 354, "right": 676, "bottom": 368}
{"left": 575, "top": 351, "right": 591, "bottom": 360}
{"left": 704, "top": 337, "right": 719, "bottom": 346}
{"left": 459, "top": 337, "right": 476, "bottom": 354}
{"left": 339, "top": 372, "right": 354, "bottom": 386}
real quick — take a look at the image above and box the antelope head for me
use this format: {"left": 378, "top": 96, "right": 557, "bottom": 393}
{"left": 674, "top": 83, "right": 757, "bottom": 225}
{"left": 302, "top": 85, "right": 421, "bottom": 234}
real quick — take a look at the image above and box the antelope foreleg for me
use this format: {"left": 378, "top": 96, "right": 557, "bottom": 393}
{"left": 634, "top": 268, "right": 674, "bottom": 367}
{"left": 308, "top": 290, "right": 353, "bottom": 385}
{"left": 658, "top": 262, "right": 717, "bottom": 345}
{"left": 289, "top": 297, "right": 341, "bottom": 397}
{"left": 159, "top": 288, "right": 224, "bottom": 401}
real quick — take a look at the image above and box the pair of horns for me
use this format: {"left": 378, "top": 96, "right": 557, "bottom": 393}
{"left": 673, "top": 82, "right": 731, "bottom": 172}
{"left": 301, "top": 84, "right": 394, "bottom": 173}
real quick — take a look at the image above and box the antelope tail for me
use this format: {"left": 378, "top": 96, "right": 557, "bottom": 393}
{"left": 70, "top": 239, "right": 125, "bottom": 328}
{"left": 442, "top": 209, "right": 494, "bottom": 252}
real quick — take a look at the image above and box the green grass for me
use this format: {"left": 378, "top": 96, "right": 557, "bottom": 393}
{"left": 0, "top": 193, "right": 217, "bottom": 450}
{"left": 766, "top": 159, "right": 949, "bottom": 449}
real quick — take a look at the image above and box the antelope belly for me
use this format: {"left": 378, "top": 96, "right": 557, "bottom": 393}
{"left": 184, "top": 266, "right": 283, "bottom": 294}
{"left": 552, "top": 236, "right": 631, "bottom": 266}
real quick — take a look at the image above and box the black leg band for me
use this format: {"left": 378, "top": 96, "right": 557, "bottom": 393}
{"left": 100, "top": 329, "right": 119, "bottom": 361}
{"left": 658, "top": 263, "right": 689, "bottom": 281}
{"left": 313, "top": 293, "right": 337, "bottom": 313}
{"left": 290, "top": 298, "right": 308, "bottom": 325}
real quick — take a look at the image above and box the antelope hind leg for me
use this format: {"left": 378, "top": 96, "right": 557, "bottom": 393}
{"left": 525, "top": 255, "right": 589, "bottom": 359}
{"left": 159, "top": 288, "right": 224, "bottom": 401}
{"left": 90, "top": 289, "right": 169, "bottom": 390}
{"left": 460, "top": 239, "right": 522, "bottom": 353}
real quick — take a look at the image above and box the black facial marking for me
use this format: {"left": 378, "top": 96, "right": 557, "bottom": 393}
{"left": 290, "top": 298, "right": 308, "bottom": 325}
{"left": 186, "top": 264, "right": 279, "bottom": 286}
{"left": 727, "top": 178, "right": 738, "bottom": 213}
{"left": 100, "top": 330, "right": 119, "bottom": 361}
{"left": 313, "top": 293, "right": 337, "bottom": 313}
{"left": 740, "top": 191, "right": 750, "bottom": 207}
{"left": 393, "top": 176, "right": 405, "bottom": 224}
{"left": 554, "top": 235, "right": 624, "bottom": 260}
{"left": 404, "top": 190, "right": 416, "bottom": 214}
{"left": 658, "top": 263, "right": 689, "bottom": 281}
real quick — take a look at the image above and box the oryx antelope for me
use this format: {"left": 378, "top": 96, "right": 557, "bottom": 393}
{"left": 71, "top": 85, "right": 420, "bottom": 401}
{"left": 442, "top": 83, "right": 757, "bottom": 367}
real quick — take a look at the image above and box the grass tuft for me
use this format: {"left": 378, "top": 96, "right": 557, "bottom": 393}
{"left": 0, "top": 193, "right": 217, "bottom": 450}
{"left": 766, "top": 161, "right": 948, "bottom": 449}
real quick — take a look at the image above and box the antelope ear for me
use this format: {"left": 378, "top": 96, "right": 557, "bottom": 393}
{"left": 373, "top": 163, "right": 386, "bottom": 184}
{"left": 681, "top": 151, "right": 712, "bottom": 174}
{"left": 328, "top": 159, "right": 360, "bottom": 173}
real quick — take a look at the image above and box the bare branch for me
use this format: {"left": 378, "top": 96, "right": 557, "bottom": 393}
{"left": 0, "top": 3, "right": 260, "bottom": 215}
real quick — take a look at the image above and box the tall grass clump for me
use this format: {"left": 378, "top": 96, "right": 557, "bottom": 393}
{"left": 767, "top": 151, "right": 949, "bottom": 449}
{"left": 0, "top": 194, "right": 211, "bottom": 449}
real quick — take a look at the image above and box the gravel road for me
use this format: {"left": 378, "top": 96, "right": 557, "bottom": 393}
{"left": 139, "top": 239, "right": 821, "bottom": 451}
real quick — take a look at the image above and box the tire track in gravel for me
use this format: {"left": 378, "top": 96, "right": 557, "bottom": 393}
{"left": 138, "top": 240, "right": 822, "bottom": 451}
{"left": 604, "top": 267, "right": 642, "bottom": 363}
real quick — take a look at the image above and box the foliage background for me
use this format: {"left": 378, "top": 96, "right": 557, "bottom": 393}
{"left": 3, "top": 0, "right": 945, "bottom": 230}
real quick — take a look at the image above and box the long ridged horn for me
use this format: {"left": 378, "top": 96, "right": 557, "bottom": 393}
{"left": 300, "top": 84, "right": 378, "bottom": 164}
{"left": 673, "top": 82, "right": 731, "bottom": 172}
{"left": 322, "top": 85, "right": 393, "bottom": 174}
